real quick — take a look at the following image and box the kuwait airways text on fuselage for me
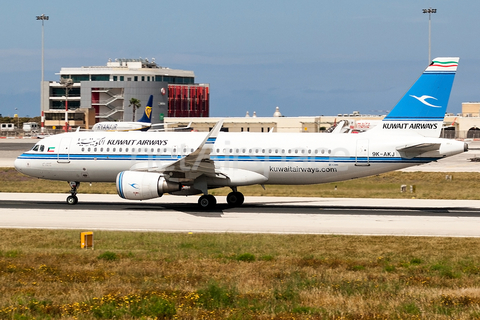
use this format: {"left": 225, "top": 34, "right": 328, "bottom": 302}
{"left": 382, "top": 122, "right": 438, "bottom": 130}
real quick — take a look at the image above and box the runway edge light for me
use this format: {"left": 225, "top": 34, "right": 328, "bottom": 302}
{"left": 81, "top": 231, "right": 94, "bottom": 249}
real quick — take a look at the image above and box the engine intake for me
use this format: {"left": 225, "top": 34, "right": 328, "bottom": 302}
{"left": 116, "top": 171, "right": 180, "bottom": 200}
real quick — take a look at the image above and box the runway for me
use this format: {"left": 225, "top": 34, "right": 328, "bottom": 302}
{"left": 2, "top": 139, "right": 480, "bottom": 237}
{"left": 1, "top": 193, "right": 480, "bottom": 237}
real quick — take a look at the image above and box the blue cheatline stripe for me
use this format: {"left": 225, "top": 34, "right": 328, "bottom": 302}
{"left": 17, "top": 153, "right": 439, "bottom": 164}
{"left": 117, "top": 171, "right": 125, "bottom": 199}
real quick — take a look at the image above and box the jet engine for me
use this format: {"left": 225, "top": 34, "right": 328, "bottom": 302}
{"left": 116, "top": 171, "right": 180, "bottom": 200}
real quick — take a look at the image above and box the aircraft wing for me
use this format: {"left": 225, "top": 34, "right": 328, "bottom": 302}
{"left": 131, "top": 120, "right": 224, "bottom": 183}
{"left": 396, "top": 143, "right": 441, "bottom": 159}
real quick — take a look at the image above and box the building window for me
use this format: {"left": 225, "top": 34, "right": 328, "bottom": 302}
{"left": 70, "top": 75, "right": 89, "bottom": 83}
{"left": 91, "top": 75, "right": 109, "bottom": 81}
{"left": 113, "top": 76, "right": 118, "bottom": 81}
{"left": 120, "top": 76, "right": 124, "bottom": 81}
{"left": 134, "top": 76, "right": 138, "bottom": 81}
{"left": 141, "top": 76, "right": 145, "bottom": 81}
{"left": 127, "top": 77, "right": 131, "bottom": 81}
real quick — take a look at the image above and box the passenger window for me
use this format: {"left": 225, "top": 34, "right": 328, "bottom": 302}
{"left": 94, "top": 148, "right": 97, "bottom": 152}
{"left": 88, "top": 148, "right": 91, "bottom": 152}
{"left": 328, "top": 150, "right": 331, "bottom": 154}
{"left": 125, "top": 148, "right": 128, "bottom": 152}
{"left": 151, "top": 148, "right": 154, "bottom": 152}
{"left": 81, "top": 147, "right": 84, "bottom": 152}
{"left": 107, "top": 148, "right": 110, "bottom": 152}
{"left": 113, "top": 148, "right": 116, "bottom": 152}
{"left": 100, "top": 148, "right": 103, "bottom": 152}
{"left": 119, "top": 148, "right": 122, "bottom": 152}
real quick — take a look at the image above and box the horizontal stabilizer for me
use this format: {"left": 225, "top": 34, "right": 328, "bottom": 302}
{"left": 396, "top": 143, "right": 440, "bottom": 159}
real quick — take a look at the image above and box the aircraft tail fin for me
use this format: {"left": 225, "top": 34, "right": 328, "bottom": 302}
{"left": 138, "top": 95, "right": 153, "bottom": 123}
{"left": 373, "top": 57, "right": 459, "bottom": 137}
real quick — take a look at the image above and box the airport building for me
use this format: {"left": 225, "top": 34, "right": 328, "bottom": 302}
{"left": 41, "top": 59, "right": 209, "bottom": 130}
{"left": 163, "top": 104, "right": 480, "bottom": 140}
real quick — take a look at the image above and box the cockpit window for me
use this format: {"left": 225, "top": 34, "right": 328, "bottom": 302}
{"left": 32, "top": 145, "right": 39, "bottom": 151}
{"left": 40, "top": 145, "right": 45, "bottom": 152}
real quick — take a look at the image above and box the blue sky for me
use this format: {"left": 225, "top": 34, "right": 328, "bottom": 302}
{"left": 1, "top": 0, "right": 479, "bottom": 117}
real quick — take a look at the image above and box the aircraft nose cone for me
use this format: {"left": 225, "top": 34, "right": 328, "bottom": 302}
{"left": 14, "top": 157, "right": 25, "bottom": 172}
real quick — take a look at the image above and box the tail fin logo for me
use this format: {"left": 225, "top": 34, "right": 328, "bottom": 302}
{"left": 145, "top": 106, "right": 152, "bottom": 119}
{"left": 409, "top": 95, "right": 440, "bottom": 108}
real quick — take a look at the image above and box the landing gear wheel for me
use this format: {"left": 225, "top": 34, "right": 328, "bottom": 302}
{"left": 198, "top": 194, "right": 217, "bottom": 209}
{"left": 67, "top": 181, "right": 80, "bottom": 205}
{"left": 227, "top": 192, "right": 244, "bottom": 207}
{"left": 66, "top": 195, "right": 78, "bottom": 205}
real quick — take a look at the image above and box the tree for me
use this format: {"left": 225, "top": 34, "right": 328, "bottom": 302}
{"left": 128, "top": 98, "right": 141, "bottom": 122}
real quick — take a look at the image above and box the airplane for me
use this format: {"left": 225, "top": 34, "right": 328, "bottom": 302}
{"left": 15, "top": 57, "right": 467, "bottom": 209}
{"left": 91, "top": 95, "right": 153, "bottom": 132}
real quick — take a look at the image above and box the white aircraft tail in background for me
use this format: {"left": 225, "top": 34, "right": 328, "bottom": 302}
{"left": 92, "top": 95, "right": 153, "bottom": 132}
{"left": 15, "top": 57, "right": 466, "bottom": 209}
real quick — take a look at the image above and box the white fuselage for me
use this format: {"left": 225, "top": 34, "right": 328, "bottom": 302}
{"left": 15, "top": 130, "right": 465, "bottom": 188}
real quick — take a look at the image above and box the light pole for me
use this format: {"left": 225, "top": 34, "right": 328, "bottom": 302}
{"left": 36, "top": 14, "right": 48, "bottom": 130}
{"left": 422, "top": 8, "right": 436, "bottom": 63}
{"left": 60, "top": 78, "right": 73, "bottom": 132}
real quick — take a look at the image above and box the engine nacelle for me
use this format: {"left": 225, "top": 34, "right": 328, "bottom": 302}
{"left": 116, "top": 171, "right": 180, "bottom": 200}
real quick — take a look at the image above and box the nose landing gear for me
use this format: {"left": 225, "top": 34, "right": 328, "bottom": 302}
{"left": 66, "top": 181, "right": 80, "bottom": 205}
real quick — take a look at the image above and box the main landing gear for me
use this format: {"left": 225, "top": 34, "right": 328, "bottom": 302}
{"left": 66, "top": 181, "right": 80, "bottom": 205}
{"left": 197, "top": 187, "right": 245, "bottom": 209}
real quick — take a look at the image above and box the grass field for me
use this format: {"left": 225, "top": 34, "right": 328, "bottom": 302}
{"left": 1, "top": 167, "right": 480, "bottom": 200}
{"left": 0, "top": 230, "right": 480, "bottom": 319}
{"left": 2, "top": 169, "right": 480, "bottom": 318}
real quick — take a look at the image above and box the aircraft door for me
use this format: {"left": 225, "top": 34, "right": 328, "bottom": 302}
{"left": 57, "top": 137, "right": 71, "bottom": 163}
{"left": 355, "top": 139, "right": 370, "bottom": 166}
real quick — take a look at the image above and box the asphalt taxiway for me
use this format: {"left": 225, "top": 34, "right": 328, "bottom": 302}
{"left": 1, "top": 193, "right": 480, "bottom": 237}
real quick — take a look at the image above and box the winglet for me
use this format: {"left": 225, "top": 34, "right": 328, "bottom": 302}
{"left": 202, "top": 119, "right": 223, "bottom": 151}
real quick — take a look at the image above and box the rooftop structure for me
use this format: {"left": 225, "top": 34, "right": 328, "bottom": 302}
{"left": 42, "top": 59, "right": 209, "bottom": 131}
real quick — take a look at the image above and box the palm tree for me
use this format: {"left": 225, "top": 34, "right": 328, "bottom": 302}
{"left": 128, "top": 98, "right": 141, "bottom": 122}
